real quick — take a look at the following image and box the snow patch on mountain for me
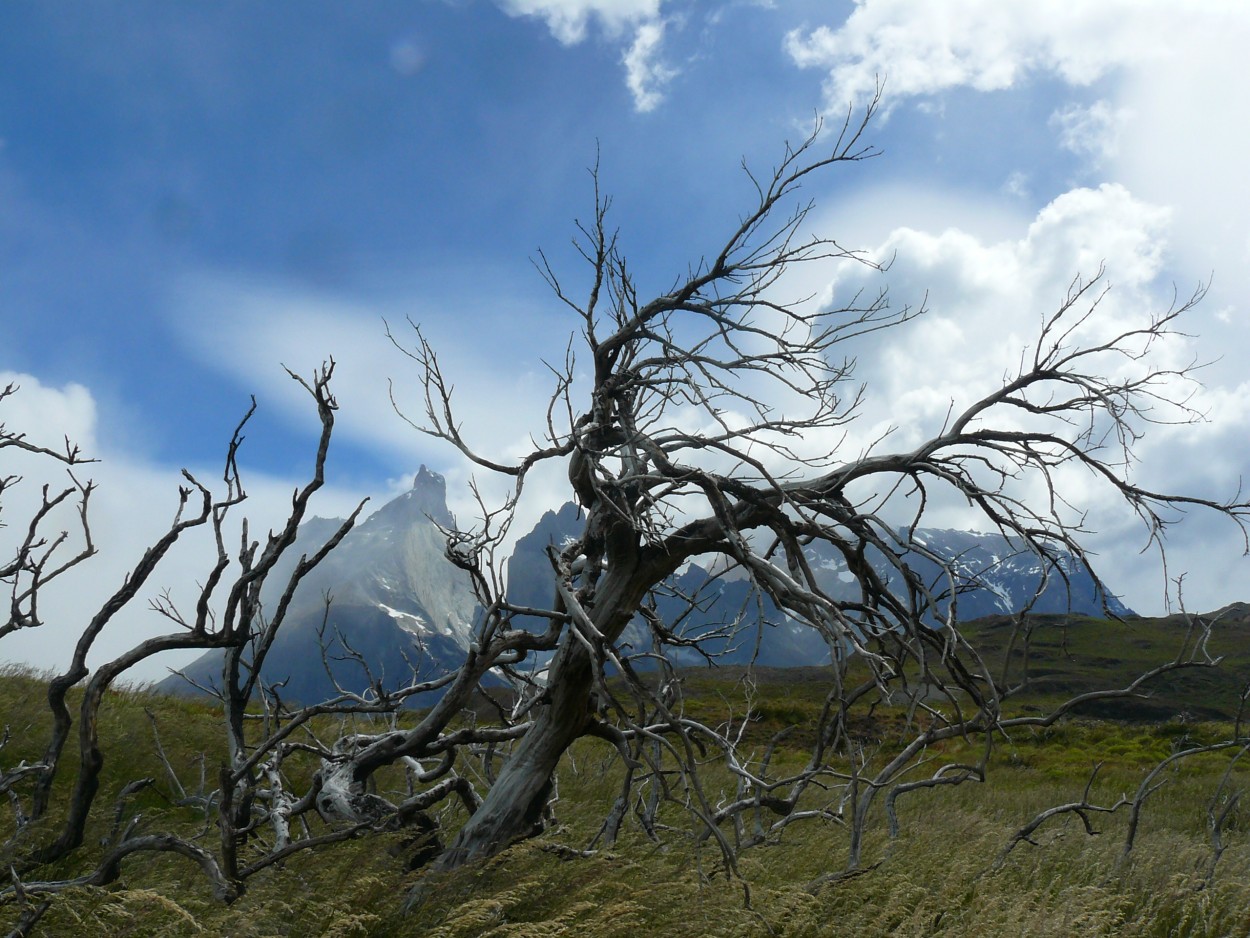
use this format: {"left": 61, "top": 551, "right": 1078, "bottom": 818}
{"left": 377, "top": 603, "right": 430, "bottom": 636}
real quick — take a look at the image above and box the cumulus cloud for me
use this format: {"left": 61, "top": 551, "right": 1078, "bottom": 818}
{"left": 795, "top": 180, "right": 1250, "bottom": 613}
{"left": 829, "top": 193, "right": 1153, "bottom": 454}
{"left": 776, "top": 1, "right": 1250, "bottom": 611}
{"left": 1112, "top": 17, "right": 1250, "bottom": 310}
{"left": 783, "top": 0, "right": 1250, "bottom": 278}
{"left": 0, "top": 372, "right": 98, "bottom": 454}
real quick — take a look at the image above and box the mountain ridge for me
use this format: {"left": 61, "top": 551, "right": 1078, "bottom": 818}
{"left": 162, "top": 477, "right": 1137, "bottom": 703}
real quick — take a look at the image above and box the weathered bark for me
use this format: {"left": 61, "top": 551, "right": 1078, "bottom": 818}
{"left": 435, "top": 533, "right": 665, "bottom": 870}
{"left": 433, "top": 637, "right": 594, "bottom": 868}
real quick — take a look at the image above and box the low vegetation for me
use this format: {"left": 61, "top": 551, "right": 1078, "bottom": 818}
{"left": 4, "top": 611, "right": 1250, "bottom": 936}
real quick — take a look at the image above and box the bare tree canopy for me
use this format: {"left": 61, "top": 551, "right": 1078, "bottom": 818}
{"left": 2, "top": 98, "right": 1248, "bottom": 929}
{"left": 384, "top": 94, "right": 1248, "bottom": 872}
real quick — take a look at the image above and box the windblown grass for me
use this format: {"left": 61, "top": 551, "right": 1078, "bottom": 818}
{"left": 5, "top": 612, "right": 1250, "bottom": 936}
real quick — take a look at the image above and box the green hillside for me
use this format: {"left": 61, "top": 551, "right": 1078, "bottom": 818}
{"left": 4, "top": 610, "right": 1250, "bottom": 936}
{"left": 965, "top": 605, "right": 1250, "bottom": 721}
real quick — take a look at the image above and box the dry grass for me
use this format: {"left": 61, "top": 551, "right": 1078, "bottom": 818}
{"left": 4, "top": 660, "right": 1250, "bottom": 937}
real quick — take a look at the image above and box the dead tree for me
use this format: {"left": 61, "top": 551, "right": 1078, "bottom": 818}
{"left": 2, "top": 92, "right": 1248, "bottom": 925}
{"left": 322, "top": 91, "right": 1249, "bottom": 876}
{"left": 0, "top": 366, "right": 385, "bottom": 932}
{"left": 2, "top": 364, "right": 486, "bottom": 928}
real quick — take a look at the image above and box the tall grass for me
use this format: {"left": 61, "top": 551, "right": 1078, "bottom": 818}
{"left": 3, "top": 666, "right": 1249, "bottom": 936}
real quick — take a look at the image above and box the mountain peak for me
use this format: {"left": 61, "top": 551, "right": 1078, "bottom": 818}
{"left": 413, "top": 464, "right": 445, "bottom": 492}
{"left": 403, "top": 466, "right": 453, "bottom": 528}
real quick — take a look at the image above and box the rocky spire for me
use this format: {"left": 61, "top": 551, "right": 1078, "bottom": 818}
{"left": 409, "top": 465, "right": 454, "bottom": 528}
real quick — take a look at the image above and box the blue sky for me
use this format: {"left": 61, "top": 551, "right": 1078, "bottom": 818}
{"left": 3, "top": 1, "right": 1250, "bottom": 672}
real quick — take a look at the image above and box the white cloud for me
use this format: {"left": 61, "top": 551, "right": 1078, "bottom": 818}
{"left": 1113, "top": 20, "right": 1250, "bottom": 323}
{"left": 776, "top": 1, "right": 1250, "bottom": 613}
{"left": 495, "top": 0, "right": 678, "bottom": 111}
{"left": 783, "top": 0, "right": 1250, "bottom": 292}
{"left": 169, "top": 273, "right": 573, "bottom": 471}
{"left": 844, "top": 183, "right": 1177, "bottom": 432}
{"left": 797, "top": 180, "right": 1249, "bottom": 613}
{"left": 0, "top": 371, "right": 372, "bottom": 680}
{"left": 784, "top": 0, "right": 1224, "bottom": 105}
{"left": 1050, "top": 100, "right": 1132, "bottom": 165}
{"left": 497, "top": 0, "right": 662, "bottom": 44}
{"left": 1002, "top": 171, "right": 1029, "bottom": 200}
{"left": 167, "top": 272, "right": 587, "bottom": 562}
{"left": 623, "top": 18, "right": 678, "bottom": 112}
{"left": 0, "top": 372, "right": 98, "bottom": 454}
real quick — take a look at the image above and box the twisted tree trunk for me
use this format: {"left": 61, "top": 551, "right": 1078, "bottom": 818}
{"left": 433, "top": 639, "right": 594, "bottom": 869}
{"left": 434, "top": 535, "right": 663, "bottom": 870}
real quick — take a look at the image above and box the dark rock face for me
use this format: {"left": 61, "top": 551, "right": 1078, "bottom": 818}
{"left": 505, "top": 501, "right": 583, "bottom": 630}
{"left": 407, "top": 465, "right": 454, "bottom": 529}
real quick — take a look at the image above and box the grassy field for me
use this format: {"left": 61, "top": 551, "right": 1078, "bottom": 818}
{"left": 4, "top": 611, "right": 1250, "bottom": 936}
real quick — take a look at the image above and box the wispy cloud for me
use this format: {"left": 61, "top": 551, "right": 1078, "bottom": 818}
{"left": 165, "top": 271, "right": 587, "bottom": 557}
{"left": 1050, "top": 100, "right": 1133, "bottom": 166}
{"left": 495, "top": 0, "right": 678, "bottom": 111}
{"left": 497, "top": 0, "right": 663, "bottom": 44}
{"left": 623, "top": 18, "right": 678, "bottom": 112}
